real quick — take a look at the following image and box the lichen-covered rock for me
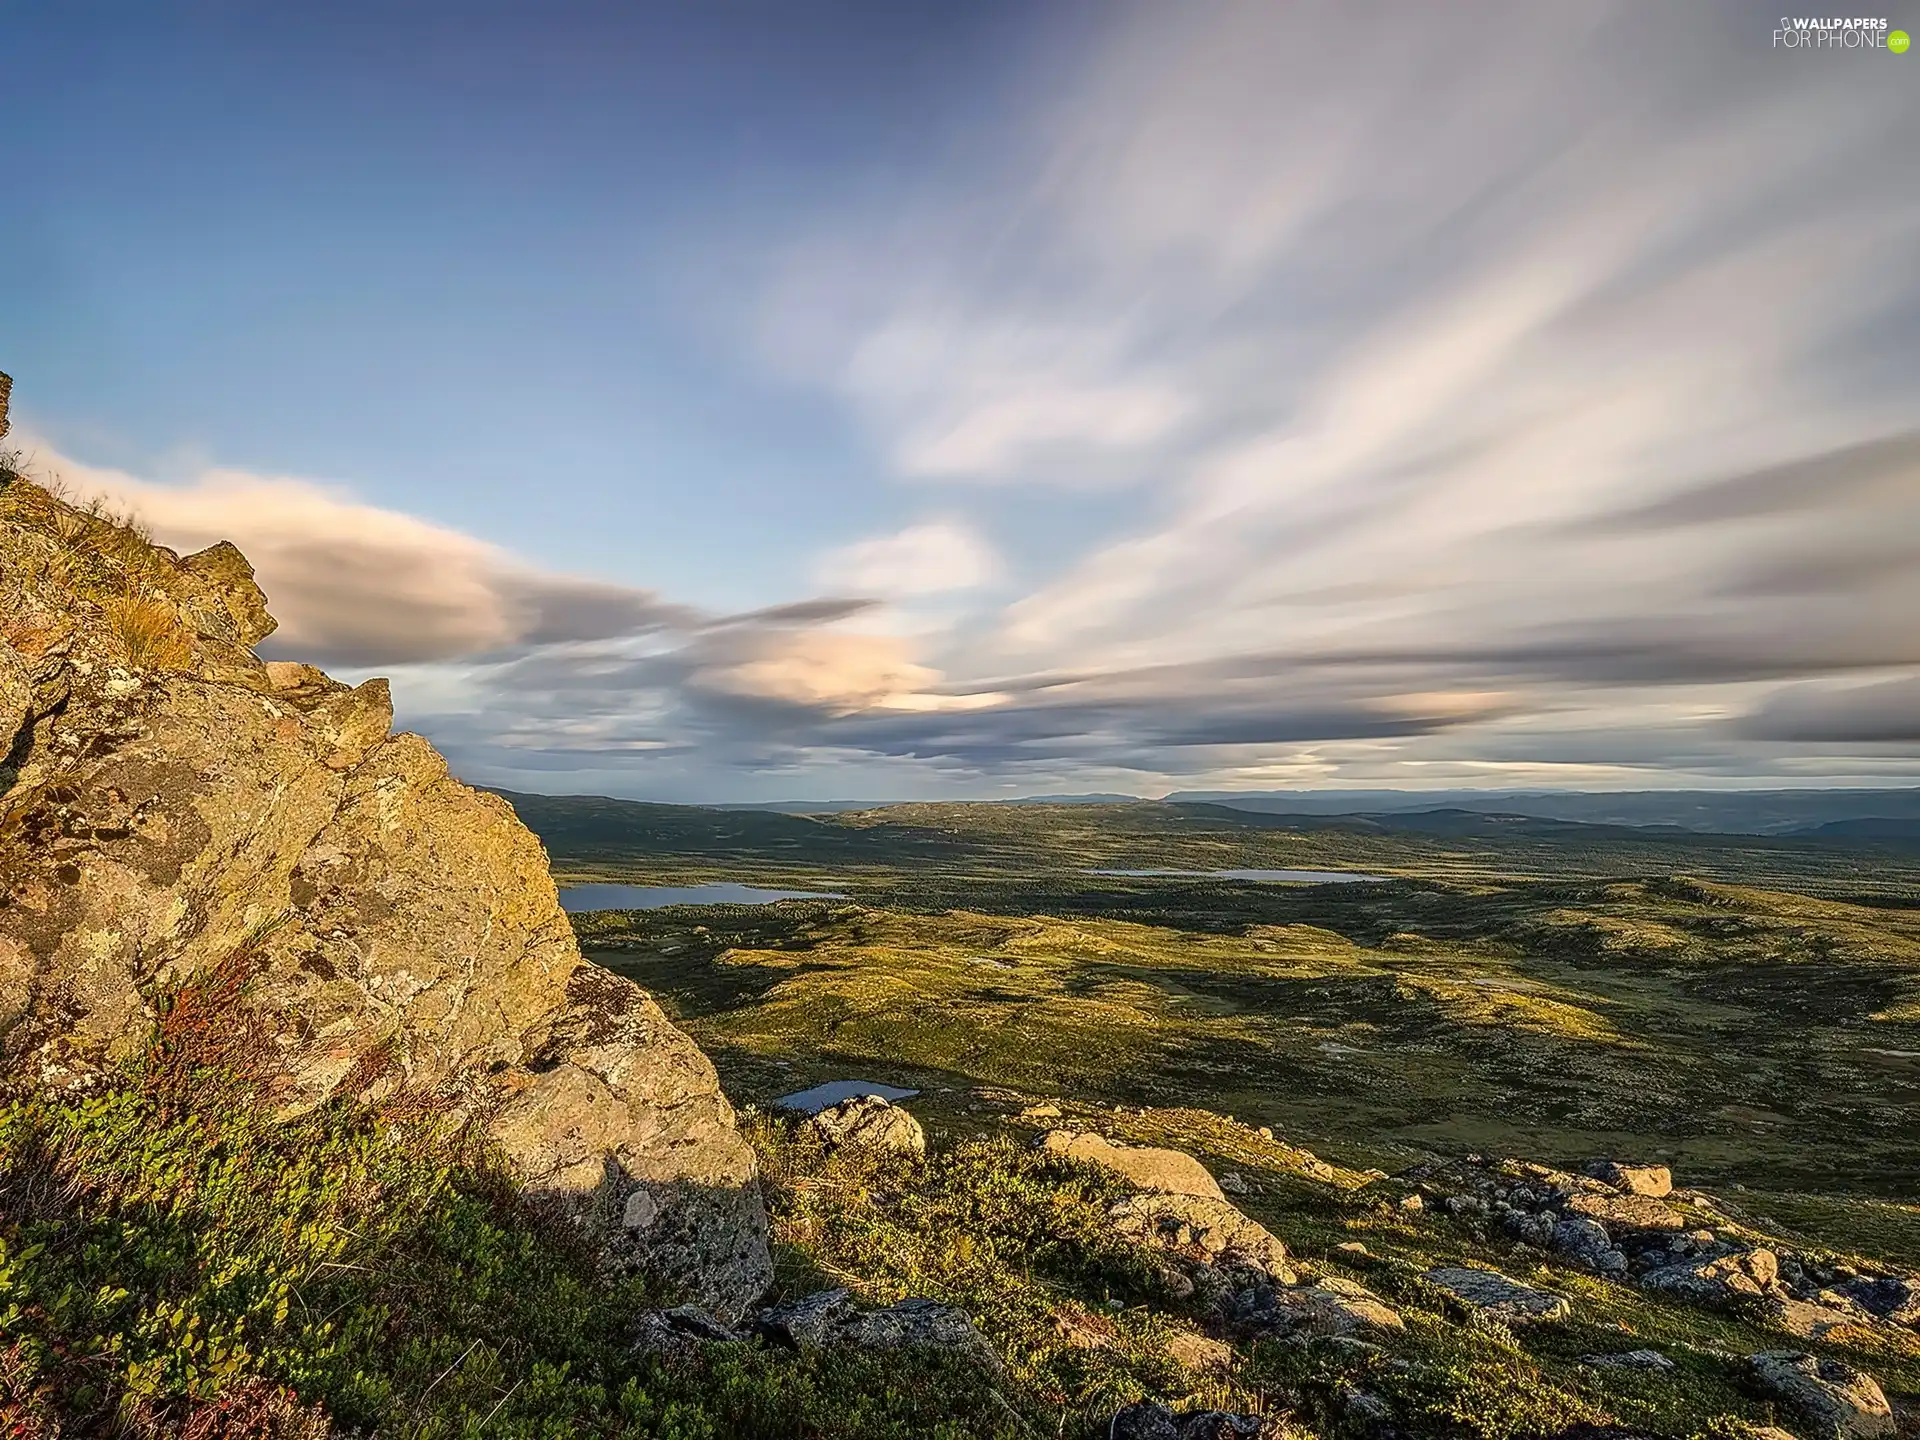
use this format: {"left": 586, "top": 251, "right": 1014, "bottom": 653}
{"left": 1107, "top": 1192, "right": 1295, "bottom": 1281}
{"left": 0, "top": 480, "right": 771, "bottom": 1319}
{"left": 1041, "top": 1130, "right": 1224, "bottom": 1199}
{"left": 1423, "top": 1266, "right": 1572, "bottom": 1324}
{"left": 1585, "top": 1161, "right": 1673, "bottom": 1198}
{"left": 1562, "top": 1192, "right": 1686, "bottom": 1234}
{"left": 1748, "top": 1351, "right": 1895, "bottom": 1439}
{"left": 1829, "top": 1274, "right": 1920, "bottom": 1327}
{"left": 1109, "top": 1402, "right": 1290, "bottom": 1440}
{"left": 1639, "top": 1248, "right": 1778, "bottom": 1308}
{"left": 756, "top": 1289, "right": 999, "bottom": 1370}
{"left": 1230, "top": 1275, "right": 1404, "bottom": 1339}
{"left": 1550, "top": 1215, "right": 1628, "bottom": 1275}
{"left": 809, "top": 1094, "right": 927, "bottom": 1158}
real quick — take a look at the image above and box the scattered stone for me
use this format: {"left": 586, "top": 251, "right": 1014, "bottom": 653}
{"left": 809, "top": 1095, "right": 927, "bottom": 1159}
{"left": 1748, "top": 1351, "right": 1895, "bottom": 1439}
{"left": 1336, "top": 1241, "right": 1371, "bottom": 1257}
{"left": 1563, "top": 1192, "right": 1686, "bottom": 1234}
{"left": 1041, "top": 1131, "right": 1225, "bottom": 1200}
{"left": 1107, "top": 1193, "right": 1296, "bottom": 1282}
{"left": 1550, "top": 1216, "right": 1627, "bottom": 1275}
{"left": 757, "top": 1289, "right": 999, "bottom": 1369}
{"left": 1257, "top": 1126, "right": 1274, "bottom": 1140}
{"left": 1424, "top": 1266, "right": 1572, "bottom": 1324}
{"left": 1219, "top": 1172, "right": 1250, "bottom": 1195}
{"left": 1021, "top": 1102, "right": 1063, "bottom": 1121}
{"left": 1586, "top": 1161, "right": 1673, "bottom": 1198}
{"left": 1109, "top": 1402, "right": 1289, "bottom": 1440}
{"left": 1579, "top": 1349, "right": 1675, "bottom": 1371}
{"left": 1640, "top": 1248, "right": 1779, "bottom": 1308}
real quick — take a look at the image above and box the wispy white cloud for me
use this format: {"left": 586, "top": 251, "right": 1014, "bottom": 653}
{"left": 816, "top": 518, "right": 999, "bottom": 596}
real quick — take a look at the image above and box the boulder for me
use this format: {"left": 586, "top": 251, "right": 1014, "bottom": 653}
{"left": 1585, "top": 1161, "right": 1673, "bottom": 1198}
{"left": 1106, "top": 1192, "right": 1295, "bottom": 1282}
{"left": 630, "top": 1304, "right": 742, "bottom": 1358}
{"left": 1748, "top": 1351, "right": 1895, "bottom": 1439}
{"left": 757, "top": 1288, "right": 999, "bottom": 1370}
{"left": 809, "top": 1095, "right": 927, "bottom": 1158}
{"left": 1579, "top": 1349, "right": 1675, "bottom": 1371}
{"left": 1563, "top": 1193, "right": 1686, "bottom": 1234}
{"left": 1423, "top": 1267, "right": 1572, "bottom": 1324}
{"left": 1551, "top": 1216, "right": 1628, "bottom": 1275}
{"left": 0, "top": 481, "right": 771, "bottom": 1320}
{"left": 1041, "top": 1130, "right": 1224, "bottom": 1199}
{"left": 1640, "top": 1248, "right": 1778, "bottom": 1308}
{"left": 1829, "top": 1274, "right": 1920, "bottom": 1326}
{"left": 1232, "top": 1275, "right": 1404, "bottom": 1338}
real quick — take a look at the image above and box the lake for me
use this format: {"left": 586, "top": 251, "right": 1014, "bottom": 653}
{"left": 1088, "top": 867, "right": 1387, "bottom": 883}
{"left": 773, "top": 1079, "right": 921, "bottom": 1114}
{"left": 557, "top": 882, "right": 845, "bottom": 912}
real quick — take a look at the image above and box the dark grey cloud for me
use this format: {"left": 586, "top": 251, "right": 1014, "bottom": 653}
{"left": 1739, "top": 676, "right": 1920, "bottom": 745}
{"left": 1587, "top": 433, "right": 1920, "bottom": 534}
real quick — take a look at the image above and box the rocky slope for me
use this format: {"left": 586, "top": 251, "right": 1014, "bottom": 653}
{"left": 0, "top": 476, "right": 770, "bottom": 1318}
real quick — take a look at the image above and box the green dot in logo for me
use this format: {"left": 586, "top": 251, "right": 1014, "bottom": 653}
{"left": 1891, "top": 28, "right": 1912, "bottom": 53}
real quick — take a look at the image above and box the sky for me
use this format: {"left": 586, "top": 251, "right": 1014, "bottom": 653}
{"left": 3, "top": 2, "right": 1918, "bottom": 802}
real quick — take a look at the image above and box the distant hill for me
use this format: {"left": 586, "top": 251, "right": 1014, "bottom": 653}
{"left": 1170, "top": 786, "right": 1920, "bottom": 835}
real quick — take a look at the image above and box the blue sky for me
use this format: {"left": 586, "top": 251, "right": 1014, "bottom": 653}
{"left": 5, "top": 2, "right": 1918, "bottom": 801}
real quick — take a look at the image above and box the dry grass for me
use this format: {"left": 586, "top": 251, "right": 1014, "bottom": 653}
{"left": 1, "top": 477, "right": 198, "bottom": 672}
{"left": 103, "top": 585, "right": 194, "bottom": 670}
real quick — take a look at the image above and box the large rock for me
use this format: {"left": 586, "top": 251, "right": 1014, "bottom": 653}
{"left": 1829, "top": 1274, "right": 1920, "bottom": 1327}
{"left": 1562, "top": 1192, "right": 1686, "bottom": 1234}
{"left": 1041, "top": 1130, "right": 1224, "bottom": 1199}
{"left": 0, "top": 481, "right": 770, "bottom": 1319}
{"left": 1231, "top": 1275, "right": 1404, "bottom": 1339}
{"left": 1423, "top": 1267, "right": 1572, "bottom": 1324}
{"left": 1585, "top": 1161, "right": 1673, "bottom": 1198}
{"left": 1748, "top": 1351, "right": 1895, "bottom": 1439}
{"left": 1106, "top": 1192, "right": 1295, "bottom": 1282}
{"left": 809, "top": 1094, "right": 927, "bottom": 1158}
{"left": 1550, "top": 1216, "right": 1629, "bottom": 1275}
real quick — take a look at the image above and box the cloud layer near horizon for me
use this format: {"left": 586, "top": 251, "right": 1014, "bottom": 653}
{"left": 22, "top": 1, "right": 1920, "bottom": 801}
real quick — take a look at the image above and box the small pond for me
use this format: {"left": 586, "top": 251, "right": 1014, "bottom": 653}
{"left": 558, "top": 882, "right": 845, "bottom": 912}
{"left": 773, "top": 1080, "right": 920, "bottom": 1114}
{"left": 1088, "top": 867, "right": 1387, "bottom": 883}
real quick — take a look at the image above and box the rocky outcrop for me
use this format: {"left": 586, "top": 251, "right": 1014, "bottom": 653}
{"left": 0, "top": 480, "right": 770, "bottom": 1319}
